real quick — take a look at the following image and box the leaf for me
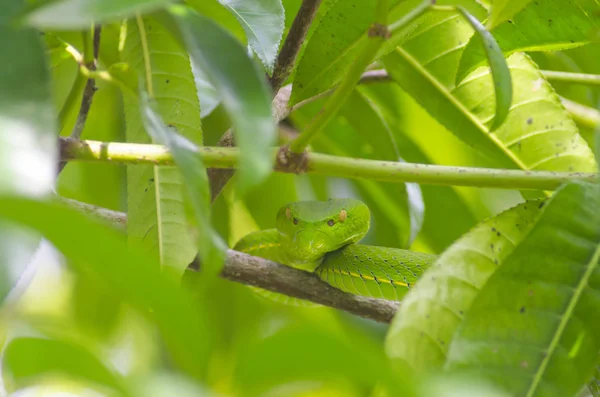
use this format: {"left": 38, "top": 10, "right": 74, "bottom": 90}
{"left": 486, "top": 0, "right": 535, "bottom": 29}
{"left": 457, "top": 0, "right": 600, "bottom": 81}
{"left": 219, "top": 0, "right": 285, "bottom": 74}
{"left": 0, "top": 196, "right": 214, "bottom": 380}
{"left": 168, "top": 5, "right": 276, "bottom": 195}
{"left": 385, "top": 200, "right": 543, "bottom": 374}
{"left": 120, "top": 16, "right": 199, "bottom": 276}
{"left": 26, "top": 0, "right": 174, "bottom": 29}
{"left": 3, "top": 337, "right": 127, "bottom": 394}
{"left": 445, "top": 181, "right": 600, "bottom": 397}
{"left": 383, "top": 44, "right": 597, "bottom": 173}
{"left": 458, "top": 7, "right": 512, "bottom": 130}
{"left": 234, "top": 325, "right": 415, "bottom": 397}
{"left": 290, "top": 0, "right": 378, "bottom": 105}
{"left": 339, "top": 90, "right": 425, "bottom": 246}
{"left": 0, "top": 0, "right": 56, "bottom": 304}
{"left": 140, "top": 95, "right": 227, "bottom": 275}
{"left": 191, "top": 60, "right": 220, "bottom": 118}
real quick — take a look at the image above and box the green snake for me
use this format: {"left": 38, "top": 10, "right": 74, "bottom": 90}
{"left": 233, "top": 198, "right": 436, "bottom": 304}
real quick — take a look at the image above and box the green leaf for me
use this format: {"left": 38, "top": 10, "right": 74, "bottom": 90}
{"left": 121, "top": 16, "right": 199, "bottom": 276}
{"left": 26, "top": 0, "right": 174, "bottom": 29}
{"left": 191, "top": 60, "right": 220, "bottom": 118}
{"left": 169, "top": 5, "right": 276, "bottom": 195}
{"left": 457, "top": 0, "right": 600, "bottom": 82}
{"left": 386, "top": 200, "right": 543, "bottom": 374}
{"left": 0, "top": 0, "right": 56, "bottom": 304}
{"left": 290, "top": 0, "right": 378, "bottom": 105}
{"left": 234, "top": 325, "right": 414, "bottom": 397}
{"left": 140, "top": 95, "right": 227, "bottom": 275}
{"left": 383, "top": 46, "right": 597, "bottom": 173}
{"left": 445, "top": 181, "right": 600, "bottom": 397}
{"left": 458, "top": 7, "right": 512, "bottom": 130}
{"left": 3, "top": 337, "right": 127, "bottom": 394}
{"left": 0, "top": 196, "right": 214, "bottom": 380}
{"left": 219, "top": 0, "right": 285, "bottom": 74}
{"left": 486, "top": 0, "right": 535, "bottom": 29}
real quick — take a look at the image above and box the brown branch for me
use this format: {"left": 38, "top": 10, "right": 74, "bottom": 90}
{"left": 58, "top": 196, "right": 398, "bottom": 323}
{"left": 58, "top": 26, "right": 101, "bottom": 174}
{"left": 270, "top": 0, "right": 324, "bottom": 92}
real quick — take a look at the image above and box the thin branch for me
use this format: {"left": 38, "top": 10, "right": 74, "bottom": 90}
{"left": 58, "top": 26, "right": 101, "bottom": 174}
{"left": 270, "top": 0, "right": 324, "bottom": 93}
{"left": 542, "top": 70, "right": 600, "bottom": 85}
{"left": 59, "top": 137, "right": 598, "bottom": 191}
{"left": 56, "top": 196, "right": 397, "bottom": 323}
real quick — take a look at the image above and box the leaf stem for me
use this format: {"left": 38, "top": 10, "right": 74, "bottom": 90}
{"left": 560, "top": 97, "right": 600, "bottom": 130}
{"left": 543, "top": 70, "right": 600, "bottom": 85}
{"left": 59, "top": 137, "right": 597, "bottom": 191}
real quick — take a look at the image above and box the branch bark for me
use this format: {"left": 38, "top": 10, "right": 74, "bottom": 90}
{"left": 56, "top": 196, "right": 398, "bottom": 323}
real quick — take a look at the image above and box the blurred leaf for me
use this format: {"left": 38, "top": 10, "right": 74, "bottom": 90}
{"left": 168, "top": 5, "right": 276, "bottom": 195}
{"left": 140, "top": 95, "right": 227, "bottom": 275}
{"left": 457, "top": 0, "right": 600, "bottom": 81}
{"left": 458, "top": 7, "right": 512, "bottom": 130}
{"left": 3, "top": 337, "right": 127, "bottom": 395}
{"left": 121, "top": 16, "right": 200, "bottom": 276}
{"left": 486, "top": 0, "right": 535, "bottom": 29}
{"left": 234, "top": 325, "right": 415, "bottom": 397}
{"left": 445, "top": 181, "right": 600, "bottom": 397}
{"left": 386, "top": 200, "right": 543, "bottom": 373}
{"left": 26, "top": 0, "right": 175, "bottom": 29}
{"left": 0, "top": 0, "right": 56, "bottom": 304}
{"left": 191, "top": 60, "right": 220, "bottom": 118}
{"left": 384, "top": 47, "right": 597, "bottom": 173}
{"left": 0, "top": 196, "right": 214, "bottom": 381}
{"left": 132, "top": 372, "right": 212, "bottom": 396}
{"left": 219, "top": 0, "right": 285, "bottom": 74}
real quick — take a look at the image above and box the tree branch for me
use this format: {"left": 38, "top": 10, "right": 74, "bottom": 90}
{"left": 56, "top": 195, "right": 398, "bottom": 323}
{"left": 58, "top": 26, "right": 101, "bottom": 174}
{"left": 59, "top": 137, "right": 597, "bottom": 190}
{"left": 270, "top": 0, "right": 324, "bottom": 93}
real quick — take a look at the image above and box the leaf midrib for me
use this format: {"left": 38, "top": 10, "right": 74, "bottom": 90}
{"left": 525, "top": 240, "right": 600, "bottom": 396}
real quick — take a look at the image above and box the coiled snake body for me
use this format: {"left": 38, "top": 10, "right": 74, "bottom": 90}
{"left": 234, "top": 199, "right": 436, "bottom": 304}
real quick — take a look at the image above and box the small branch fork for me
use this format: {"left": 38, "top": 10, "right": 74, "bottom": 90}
{"left": 58, "top": 25, "right": 102, "bottom": 174}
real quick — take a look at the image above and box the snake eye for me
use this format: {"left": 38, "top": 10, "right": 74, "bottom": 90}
{"left": 293, "top": 218, "right": 299, "bottom": 225}
{"left": 327, "top": 219, "right": 335, "bottom": 227}
{"left": 285, "top": 208, "right": 292, "bottom": 219}
{"left": 339, "top": 209, "right": 347, "bottom": 223}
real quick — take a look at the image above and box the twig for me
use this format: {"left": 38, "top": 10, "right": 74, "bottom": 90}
{"left": 59, "top": 137, "right": 598, "bottom": 191}
{"left": 56, "top": 195, "right": 398, "bottom": 323}
{"left": 58, "top": 26, "right": 101, "bottom": 174}
{"left": 270, "top": 0, "right": 324, "bottom": 93}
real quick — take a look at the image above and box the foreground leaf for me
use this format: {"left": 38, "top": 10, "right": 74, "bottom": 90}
{"left": 26, "top": 0, "right": 174, "bottom": 29}
{"left": 169, "top": 5, "right": 276, "bottom": 195}
{"left": 3, "top": 337, "right": 126, "bottom": 394}
{"left": 458, "top": 0, "right": 600, "bottom": 81}
{"left": 141, "top": 96, "right": 227, "bottom": 275}
{"left": 121, "top": 16, "right": 199, "bottom": 275}
{"left": 445, "top": 181, "right": 600, "bottom": 397}
{"left": 219, "top": 0, "right": 285, "bottom": 74}
{"left": 386, "top": 200, "right": 543, "bottom": 374}
{"left": 0, "top": 196, "right": 214, "bottom": 380}
{"left": 0, "top": 0, "right": 56, "bottom": 304}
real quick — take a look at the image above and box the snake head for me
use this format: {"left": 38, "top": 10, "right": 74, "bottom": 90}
{"left": 275, "top": 198, "right": 370, "bottom": 271}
